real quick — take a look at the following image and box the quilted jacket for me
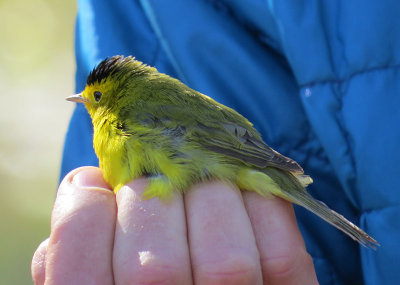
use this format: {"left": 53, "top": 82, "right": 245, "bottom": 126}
{"left": 62, "top": 1, "right": 400, "bottom": 283}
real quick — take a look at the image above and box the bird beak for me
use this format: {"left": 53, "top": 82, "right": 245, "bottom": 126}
{"left": 66, "top": 93, "right": 89, "bottom": 103}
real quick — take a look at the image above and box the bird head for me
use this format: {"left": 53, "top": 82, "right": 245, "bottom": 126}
{"left": 66, "top": 55, "right": 153, "bottom": 117}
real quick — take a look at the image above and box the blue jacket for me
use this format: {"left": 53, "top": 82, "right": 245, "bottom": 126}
{"left": 62, "top": 1, "right": 400, "bottom": 284}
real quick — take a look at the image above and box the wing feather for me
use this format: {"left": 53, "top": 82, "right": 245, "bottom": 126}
{"left": 121, "top": 80, "right": 303, "bottom": 174}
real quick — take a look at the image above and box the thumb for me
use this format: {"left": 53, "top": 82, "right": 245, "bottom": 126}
{"left": 52, "top": 166, "right": 112, "bottom": 225}
{"left": 45, "top": 166, "right": 116, "bottom": 285}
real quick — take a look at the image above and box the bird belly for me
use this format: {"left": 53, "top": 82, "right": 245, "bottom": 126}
{"left": 96, "top": 137, "right": 132, "bottom": 193}
{"left": 96, "top": 131, "right": 262, "bottom": 197}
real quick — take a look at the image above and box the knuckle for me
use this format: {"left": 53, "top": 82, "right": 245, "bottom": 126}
{"left": 31, "top": 247, "right": 47, "bottom": 285}
{"left": 31, "top": 261, "right": 45, "bottom": 285}
{"left": 116, "top": 259, "right": 186, "bottom": 285}
{"left": 261, "top": 248, "right": 312, "bottom": 278}
{"left": 196, "top": 255, "right": 260, "bottom": 284}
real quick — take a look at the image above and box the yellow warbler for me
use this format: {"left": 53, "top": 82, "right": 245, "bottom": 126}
{"left": 67, "top": 55, "right": 378, "bottom": 248}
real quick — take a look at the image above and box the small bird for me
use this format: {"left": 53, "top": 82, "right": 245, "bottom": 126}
{"left": 67, "top": 55, "right": 378, "bottom": 248}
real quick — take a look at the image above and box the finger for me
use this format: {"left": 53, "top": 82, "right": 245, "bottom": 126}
{"left": 45, "top": 167, "right": 116, "bottom": 285}
{"left": 185, "top": 181, "right": 263, "bottom": 285}
{"left": 113, "top": 178, "right": 192, "bottom": 285}
{"left": 32, "top": 238, "right": 49, "bottom": 285}
{"left": 243, "top": 192, "right": 318, "bottom": 285}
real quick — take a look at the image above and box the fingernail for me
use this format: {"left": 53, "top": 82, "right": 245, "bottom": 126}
{"left": 71, "top": 167, "right": 112, "bottom": 191}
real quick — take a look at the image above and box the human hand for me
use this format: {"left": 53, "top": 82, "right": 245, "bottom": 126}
{"left": 32, "top": 166, "right": 318, "bottom": 284}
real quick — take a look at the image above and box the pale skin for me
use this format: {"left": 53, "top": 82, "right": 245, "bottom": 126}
{"left": 31, "top": 166, "right": 318, "bottom": 284}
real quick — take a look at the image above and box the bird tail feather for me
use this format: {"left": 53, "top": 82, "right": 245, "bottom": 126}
{"left": 281, "top": 188, "right": 379, "bottom": 249}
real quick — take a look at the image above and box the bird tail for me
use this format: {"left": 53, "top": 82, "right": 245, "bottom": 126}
{"left": 281, "top": 187, "right": 379, "bottom": 249}
{"left": 237, "top": 167, "right": 379, "bottom": 249}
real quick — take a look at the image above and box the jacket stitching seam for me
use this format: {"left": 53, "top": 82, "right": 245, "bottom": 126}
{"left": 299, "top": 63, "right": 400, "bottom": 88}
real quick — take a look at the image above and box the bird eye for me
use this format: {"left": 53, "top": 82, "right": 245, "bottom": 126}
{"left": 94, "top": 91, "right": 102, "bottom": 102}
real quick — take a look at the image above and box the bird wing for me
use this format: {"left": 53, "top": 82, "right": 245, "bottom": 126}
{"left": 121, "top": 100, "right": 303, "bottom": 174}
{"left": 191, "top": 121, "right": 303, "bottom": 173}
{"left": 121, "top": 79, "right": 303, "bottom": 174}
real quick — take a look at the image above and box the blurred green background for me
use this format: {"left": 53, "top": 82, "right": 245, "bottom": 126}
{"left": 0, "top": 0, "right": 77, "bottom": 283}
